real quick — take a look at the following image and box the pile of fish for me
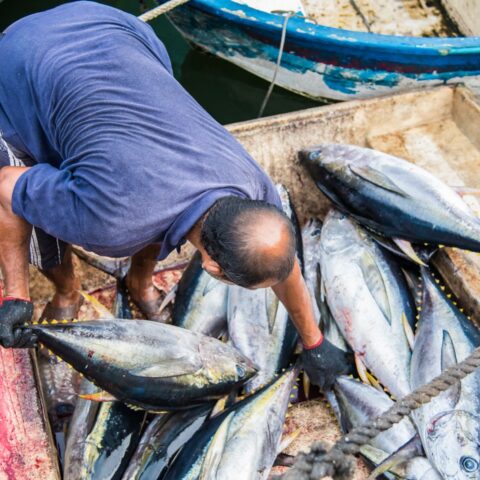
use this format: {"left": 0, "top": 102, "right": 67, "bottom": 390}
{"left": 33, "top": 184, "right": 303, "bottom": 479}
{"left": 299, "top": 144, "right": 480, "bottom": 479}
{"left": 33, "top": 144, "right": 480, "bottom": 479}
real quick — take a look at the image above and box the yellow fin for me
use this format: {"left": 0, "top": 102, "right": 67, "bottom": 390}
{"left": 79, "top": 290, "right": 114, "bottom": 319}
{"left": 79, "top": 390, "right": 117, "bottom": 402}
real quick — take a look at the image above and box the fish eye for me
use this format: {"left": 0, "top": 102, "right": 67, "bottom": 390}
{"left": 460, "top": 456, "right": 479, "bottom": 472}
{"left": 236, "top": 365, "right": 246, "bottom": 378}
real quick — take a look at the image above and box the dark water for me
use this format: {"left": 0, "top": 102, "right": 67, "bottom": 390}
{"left": 0, "top": 0, "right": 323, "bottom": 124}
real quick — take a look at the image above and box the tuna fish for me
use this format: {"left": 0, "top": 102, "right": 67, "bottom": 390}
{"left": 79, "top": 401, "right": 146, "bottom": 480}
{"left": 29, "top": 320, "right": 257, "bottom": 411}
{"left": 334, "top": 376, "right": 440, "bottom": 479}
{"left": 411, "top": 268, "right": 480, "bottom": 479}
{"left": 163, "top": 366, "right": 298, "bottom": 480}
{"left": 172, "top": 251, "right": 228, "bottom": 337}
{"left": 300, "top": 144, "right": 480, "bottom": 251}
{"left": 226, "top": 185, "right": 301, "bottom": 392}
{"left": 301, "top": 218, "right": 348, "bottom": 352}
{"left": 64, "top": 379, "right": 101, "bottom": 480}
{"left": 319, "top": 209, "right": 414, "bottom": 398}
{"left": 122, "top": 406, "right": 211, "bottom": 480}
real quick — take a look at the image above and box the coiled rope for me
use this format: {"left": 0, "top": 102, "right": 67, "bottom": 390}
{"left": 282, "top": 346, "right": 480, "bottom": 479}
{"left": 138, "top": 0, "right": 191, "bottom": 22}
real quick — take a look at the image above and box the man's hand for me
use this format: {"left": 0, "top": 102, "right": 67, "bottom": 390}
{"left": 0, "top": 297, "right": 35, "bottom": 348}
{"left": 301, "top": 337, "right": 353, "bottom": 391}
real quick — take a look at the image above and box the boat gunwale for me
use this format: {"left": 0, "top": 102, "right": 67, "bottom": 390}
{"left": 226, "top": 85, "right": 457, "bottom": 133}
{"left": 170, "top": 0, "right": 480, "bottom": 55}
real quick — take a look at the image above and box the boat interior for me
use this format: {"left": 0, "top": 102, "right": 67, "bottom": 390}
{"left": 239, "top": 0, "right": 462, "bottom": 36}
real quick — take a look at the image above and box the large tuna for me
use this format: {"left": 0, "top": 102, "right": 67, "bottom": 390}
{"left": 301, "top": 218, "right": 348, "bottom": 352}
{"left": 163, "top": 366, "right": 298, "bottom": 480}
{"left": 226, "top": 185, "right": 301, "bottom": 392}
{"left": 172, "top": 251, "right": 228, "bottom": 337}
{"left": 122, "top": 406, "right": 211, "bottom": 480}
{"left": 411, "top": 268, "right": 480, "bottom": 479}
{"left": 334, "top": 376, "right": 440, "bottom": 479}
{"left": 80, "top": 401, "right": 145, "bottom": 480}
{"left": 64, "top": 379, "right": 101, "bottom": 480}
{"left": 300, "top": 144, "right": 480, "bottom": 251}
{"left": 29, "top": 320, "right": 257, "bottom": 411}
{"left": 319, "top": 209, "right": 414, "bottom": 398}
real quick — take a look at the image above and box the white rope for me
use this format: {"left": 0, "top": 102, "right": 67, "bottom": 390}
{"left": 257, "top": 12, "right": 294, "bottom": 118}
{"left": 138, "top": 0, "right": 191, "bottom": 22}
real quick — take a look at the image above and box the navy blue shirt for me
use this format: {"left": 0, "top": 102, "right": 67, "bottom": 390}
{"left": 0, "top": 2, "right": 280, "bottom": 259}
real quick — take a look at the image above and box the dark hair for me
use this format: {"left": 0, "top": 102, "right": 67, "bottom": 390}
{"left": 201, "top": 196, "right": 296, "bottom": 288}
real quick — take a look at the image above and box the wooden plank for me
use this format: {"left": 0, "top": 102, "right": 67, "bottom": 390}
{"left": 0, "top": 347, "right": 59, "bottom": 479}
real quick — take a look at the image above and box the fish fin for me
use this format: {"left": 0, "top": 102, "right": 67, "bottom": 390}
{"left": 200, "top": 411, "right": 235, "bottom": 480}
{"left": 402, "top": 312, "right": 415, "bottom": 350}
{"left": 79, "top": 291, "right": 115, "bottom": 319}
{"left": 368, "top": 435, "right": 423, "bottom": 479}
{"left": 451, "top": 186, "right": 480, "bottom": 197}
{"left": 320, "top": 274, "right": 326, "bottom": 303}
{"left": 135, "top": 362, "right": 201, "bottom": 378}
{"left": 265, "top": 288, "right": 280, "bottom": 333}
{"left": 355, "top": 354, "right": 370, "bottom": 385}
{"left": 158, "top": 284, "right": 177, "bottom": 313}
{"left": 303, "top": 372, "right": 310, "bottom": 399}
{"left": 349, "top": 164, "right": 408, "bottom": 197}
{"left": 211, "top": 395, "right": 229, "bottom": 417}
{"left": 278, "top": 429, "right": 301, "bottom": 454}
{"left": 392, "top": 238, "right": 427, "bottom": 266}
{"left": 441, "top": 330, "right": 462, "bottom": 407}
{"left": 365, "top": 371, "right": 383, "bottom": 392}
{"left": 324, "top": 390, "right": 343, "bottom": 426}
{"left": 79, "top": 390, "right": 117, "bottom": 402}
{"left": 358, "top": 251, "right": 393, "bottom": 324}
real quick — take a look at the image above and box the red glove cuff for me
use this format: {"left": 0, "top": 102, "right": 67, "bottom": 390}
{"left": 303, "top": 333, "right": 324, "bottom": 350}
{"left": 0, "top": 285, "right": 31, "bottom": 306}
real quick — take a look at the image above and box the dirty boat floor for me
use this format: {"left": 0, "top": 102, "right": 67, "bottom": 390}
{"left": 301, "top": 0, "right": 457, "bottom": 36}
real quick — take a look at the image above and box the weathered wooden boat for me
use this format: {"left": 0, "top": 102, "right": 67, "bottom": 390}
{"left": 3, "top": 84, "right": 480, "bottom": 478}
{"left": 159, "top": 0, "right": 480, "bottom": 100}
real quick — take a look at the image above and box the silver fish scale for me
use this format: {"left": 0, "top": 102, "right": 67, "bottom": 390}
{"left": 411, "top": 270, "right": 480, "bottom": 480}
{"left": 320, "top": 209, "right": 412, "bottom": 398}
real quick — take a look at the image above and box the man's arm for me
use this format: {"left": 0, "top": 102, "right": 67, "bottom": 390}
{"left": 273, "top": 257, "right": 352, "bottom": 390}
{"left": 0, "top": 166, "right": 35, "bottom": 348}
{"left": 272, "top": 258, "right": 322, "bottom": 347}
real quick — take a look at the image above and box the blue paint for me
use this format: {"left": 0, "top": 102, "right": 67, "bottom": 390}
{"left": 158, "top": 0, "right": 480, "bottom": 99}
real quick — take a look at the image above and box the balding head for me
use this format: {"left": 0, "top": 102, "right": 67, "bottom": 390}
{"left": 201, "top": 197, "right": 296, "bottom": 288}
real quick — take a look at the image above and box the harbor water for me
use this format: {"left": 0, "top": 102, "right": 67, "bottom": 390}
{"left": 0, "top": 0, "right": 324, "bottom": 124}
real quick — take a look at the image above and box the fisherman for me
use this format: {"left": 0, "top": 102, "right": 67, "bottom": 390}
{"left": 0, "top": 2, "right": 349, "bottom": 389}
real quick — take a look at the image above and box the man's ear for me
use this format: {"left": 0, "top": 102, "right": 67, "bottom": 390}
{"left": 202, "top": 258, "right": 223, "bottom": 276}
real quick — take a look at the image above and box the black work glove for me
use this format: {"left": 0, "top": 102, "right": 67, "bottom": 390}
{"left": 0, "top": 297, "right": 36, "bottom": 348}
{"left": 301, "top": 338, "right": 353, "bottom": 391}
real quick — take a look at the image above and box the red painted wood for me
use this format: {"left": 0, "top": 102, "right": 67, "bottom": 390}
{"left": 0, "top": 347, "right": 59, "bottom": 480}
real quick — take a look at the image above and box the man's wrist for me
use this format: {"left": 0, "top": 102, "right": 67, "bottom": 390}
{"left": 302, "top": 331, "right": 324, "bottom": 350}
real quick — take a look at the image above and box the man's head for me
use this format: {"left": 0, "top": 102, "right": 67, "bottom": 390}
{"left": 200, "top": 196, "right": 296, "bottom": 288}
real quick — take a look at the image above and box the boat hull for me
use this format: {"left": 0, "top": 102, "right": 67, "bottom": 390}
{"left": 162, "top": 0, "right": 480, "bottom": 100}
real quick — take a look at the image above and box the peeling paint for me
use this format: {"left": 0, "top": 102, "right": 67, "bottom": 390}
{"left": 163, "top": 0, "right": 480, "bottom": 100}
